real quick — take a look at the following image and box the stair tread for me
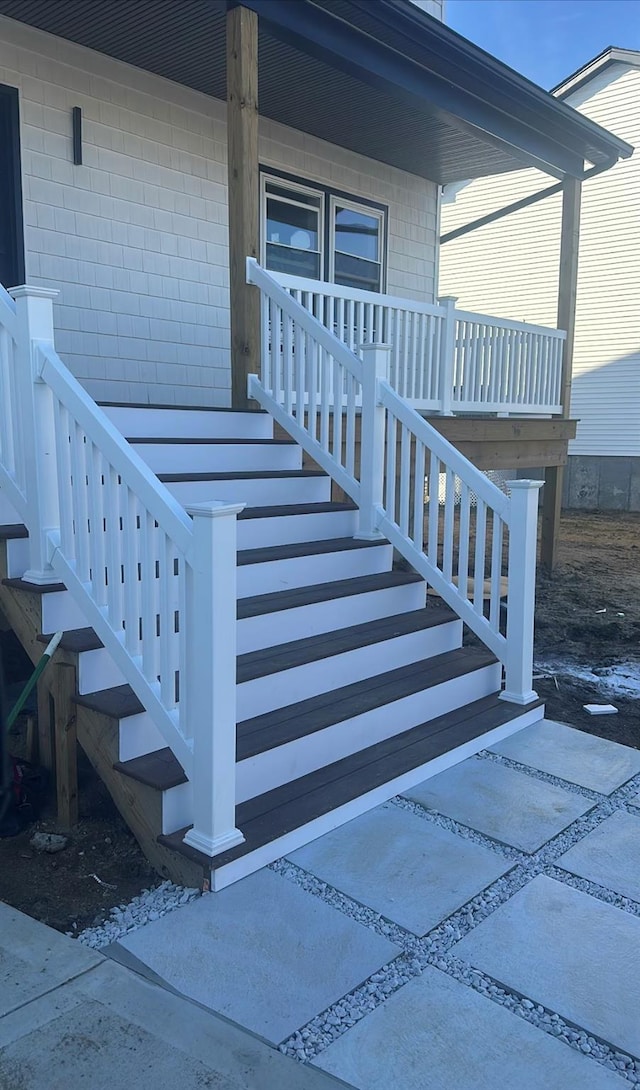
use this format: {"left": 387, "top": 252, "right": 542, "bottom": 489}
{"left": 114, "top": 747, "right": 187, "bottom": 791}
{"left": 73, "top": 684, "right": 144, "bottom": 718}
{"left": 98, "top": 402, "right": 266, "bottom": 413}
{"left": 2, "top": 577, "right": 66, "bottom": 594}
{"left": 158, "top": 469, "right": 326, "bottom": 482}
{"left": 237, "top": 605, "right": 457, "bottom": 684}
{"left": 0, "top": 524, "right": 28, "bottom": 540}
{"left": 238, "top": 646, "right": 497, "bottom": 758}
{"left": 160, "top": 694, "right": 543, "bottom": 868}
{"left": 127, "top": 437, "right": 295, "bottom": 446}
{"left": 38, "top": 627, "right": 102, "bottom": 653}
{"left": 238, "top": 501, "right": 357, "bottom": 520}
{"left": 237, "top": 570, "right": 423, "bottom": 619}
{"left": 237, "top": 536, "right": 389, "bottom": 567}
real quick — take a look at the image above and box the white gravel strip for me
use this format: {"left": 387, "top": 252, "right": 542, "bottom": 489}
{"left": 74, "top": 880, "right": 199, "bottom": 949}
{"left": 476, "top": 748, "right": 605, "bottom": 800}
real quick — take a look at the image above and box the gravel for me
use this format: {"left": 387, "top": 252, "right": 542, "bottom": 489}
{"left": 74, "top": 880, "right": 199, "bottom": 948}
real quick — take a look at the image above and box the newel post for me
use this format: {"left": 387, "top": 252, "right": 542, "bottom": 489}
{"left": 183, "top": 500, "right": 246, "bottom": 858}
{"left": 10, "top": 286, "right": 61, "bottom": 585}
{"left": 437, "top": 295, "right": 457, "bottom": 416}
{"left": 500, "top": 479, "right": 544, "bottom": 705}
{"left": 356, "top": 343, "right": 391, "bottom": 540}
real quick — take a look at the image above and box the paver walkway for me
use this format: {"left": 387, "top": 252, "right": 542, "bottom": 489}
{"left": 0, "top": 903, "right": 348, "bottom": 1089}
{"left": 5, "top": 718, "right": 640, "bottom": 1089}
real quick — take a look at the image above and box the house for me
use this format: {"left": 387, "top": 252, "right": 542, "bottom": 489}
{"left": 0, "top": 2, "right": 631, "bottom": 890}
{"left": 439, "top": 47, "right": 640, "bottom": 513}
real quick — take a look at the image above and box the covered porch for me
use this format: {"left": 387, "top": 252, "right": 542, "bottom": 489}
{"left": 0, "top": 0, "right": 631, "bottom": 570}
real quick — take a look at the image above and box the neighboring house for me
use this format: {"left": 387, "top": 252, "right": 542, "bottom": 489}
{"left": 440, "top": 48, "right": 640, "bottom": 512}
{"left": 0, "top": 2, "right": 631, "bottom": 889}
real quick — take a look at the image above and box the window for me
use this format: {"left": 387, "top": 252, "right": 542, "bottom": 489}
{"left": 261, "top": 172, "right": 386, "bottom": 291}
{"left": 262, "top": 178, "right": 323, "bottom": 279}
{"left": 331, "top": 199, "right": 384, "bottom": 293}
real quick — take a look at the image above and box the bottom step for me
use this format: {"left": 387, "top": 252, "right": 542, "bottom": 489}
{"left": 160, "top": 693, "right": 544, "bottom": 890}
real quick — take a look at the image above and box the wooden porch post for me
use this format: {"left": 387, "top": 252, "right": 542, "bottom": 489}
{"left": 541, "top": 175, "right": 581, "bottom": 571}
{"left": 227, "top": 4, "right": 260, "bottom": 409}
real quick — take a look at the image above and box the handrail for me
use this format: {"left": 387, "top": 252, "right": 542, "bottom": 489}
{"left": 273, "top": 271, "right": 444, "bottom": 317}
{"left": 248, "top": 259, "right": 363, "bottom": 383}
{"left": 249, "top": 260, "right": 542, "bottom": 703}
{"left": 0, "top": 284, "right": 247, "bottom": 852}
{"left": 39, "top": 346, "right": 193, "bottom": 555}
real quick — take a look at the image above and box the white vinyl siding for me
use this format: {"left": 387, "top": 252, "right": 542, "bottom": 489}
{"left": 0, "top": 15, "right": 438, "bottom": 406}
{"left": 440, "top": 62, "right": 640, "bottom": 458}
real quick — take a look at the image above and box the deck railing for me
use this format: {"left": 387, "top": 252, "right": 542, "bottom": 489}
{"left": 0, "top": 286, "right": 244, "bottom": 859}
{"left": 272, "top": 272, "right": 565, "bottom": 415}
{"left": 249, "top": 258, "right": 542, "bottom": 704}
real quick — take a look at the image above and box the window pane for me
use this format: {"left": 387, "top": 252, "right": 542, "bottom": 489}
{"left": 266, "top": 242, "right": 321, "bottom": 279}
{"left": 266, "top": 197, "right": 319, "bottom": 252}
{"left": 266, "top": 181, "right": 322, "bottom": 208}
{"left": 334, "top": 206, "right": 380, "bottom": 262}
{"left": 334, "top": 251, "right": 381, "bottom": 293}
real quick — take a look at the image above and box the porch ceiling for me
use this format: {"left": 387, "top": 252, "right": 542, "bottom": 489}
{"left": 0, "top": 0, "right": 632, "bottom": 184}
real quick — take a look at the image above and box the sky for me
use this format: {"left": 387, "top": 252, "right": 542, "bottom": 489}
{"left": 447, "top": 0, "right": 640, "bottom": 90}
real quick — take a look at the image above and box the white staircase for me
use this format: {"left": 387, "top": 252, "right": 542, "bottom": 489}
{"left": 0, "top": 273, "right": 545, "bottom": 891}
{"left": 3, "top": 401, "right": 541, "bottom": 889}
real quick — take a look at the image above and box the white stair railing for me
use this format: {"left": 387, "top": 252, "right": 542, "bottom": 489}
{"left": 0, "top": 285, "right": 243, "bottom": 857}
{"left": 248, "top": 258, "right": 542, "bottom": 704}
{"left": 272, "top": 271, "right": 565, "bottom": 415}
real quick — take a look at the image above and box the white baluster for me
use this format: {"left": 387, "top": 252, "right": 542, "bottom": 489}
{"left": 500, "top": 480, "right": 544, "bottom": 705}
{"left": 10, "top": 286, "right": 61, "bottom": 584}
{"left": 356, "top": 343, "right": 391, "bottom": 539}
{"left": 437, "top": 296, "right": 457, "bottom": 416}
{"left": 183, "top": 500, "right": 246, "bottom": 857}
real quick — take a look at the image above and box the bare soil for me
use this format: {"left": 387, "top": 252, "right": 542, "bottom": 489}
{"left": 533, "top": 510, "right": 640, "bottom": 750}
{"left": 0, "top": 510, "right": 637, "bottom": 935}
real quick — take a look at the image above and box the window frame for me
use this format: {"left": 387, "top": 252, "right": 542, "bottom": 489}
{"left": 259, "top": 168, "right": 387, "bottom": 292}
{"left": 328, "top": 194, "right": 386, "bottom": 294}
{"left": 260, "top": 174, "right": 325, "bottom": 281}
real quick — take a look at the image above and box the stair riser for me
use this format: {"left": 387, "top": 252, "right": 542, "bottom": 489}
{"left": 5, "top": 537, "right": 29, "bottom": 578}
{"left": 236, "top": 662, "right": 502, "bottom": 803}
{"left": 132, "top": 443, "right": 302, "bottom": 474}
{"left": 164, "top": 475, "right": 331, "bottom": 507}
{"left": 237, "top": 544, "right": 393, "bottom": 599}
{"left": 237, "top": 509, "right": 358, "bottom": 550}
{"left": 162, "top": 781, "right": 193, "bottom": 836}
{"left": 237, "top": 580, "right": 427, "bottom": 654}
{"left": 215, "top": 702, "right": 545, "bottom": 890}
{"left": 118, "top": 711, "right": 166, "bottom": 763}
{"left": 41, "top": 590, "right": 91, "bottom": 633}
{"left": 0, "top": 492, "right": 21, "bottom": 524}
{"left": 102, "top": 406, "right": 273, "bottom": 440}
{"left": 77, "top": 647, "right": 126, "bottom": 695}
{"left": 237, "top": 618, "right": 463, "bottom": 721}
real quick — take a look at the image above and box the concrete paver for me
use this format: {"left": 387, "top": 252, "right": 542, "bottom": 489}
{"left": 315, "top": 966, "right": 623, "bottom": 1090}
{"left": 0, "top": 909, "right": 348, "bottom": 1090}
{"left": 0, "top": 902, "right": 102, "bottom": 1018}
{"left": 452, "top": 874, "right": 640, "bottom": 1058}
{"left": 288, "top": 803, "right": 511, "bottom": 935}
{"left": 404, "top": 756, "right": 593, "bottom": 852}
{"left": 557, "top": 809, "right": 640, "bottom": 902}
{"left": 116, "top": 867, "right": 400, "bottom": 1044}
{"left": 490, "top": 719, "right": 640, "bottom": 794}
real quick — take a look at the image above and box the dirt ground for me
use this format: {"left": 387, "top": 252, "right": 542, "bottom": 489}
{"left": 0, "top": 510, "right": 638, "bottom": 935}
{"left": 533, "top": 510, "right": 640, "bottom": 749}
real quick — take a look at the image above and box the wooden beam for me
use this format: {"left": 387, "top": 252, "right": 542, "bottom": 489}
{"left": 541, "top": 175, "right": 582, "bottom": 571}
{"left": 227, "top": 5, "right": 260, "bottom": 410}
{"left": 52, "top": 660, "right": 78, "bottom": 828}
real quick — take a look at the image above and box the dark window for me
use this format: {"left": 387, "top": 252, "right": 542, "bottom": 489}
{"left": 0, "top": 85, "right": 25, "bottom": 289}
